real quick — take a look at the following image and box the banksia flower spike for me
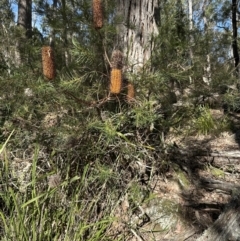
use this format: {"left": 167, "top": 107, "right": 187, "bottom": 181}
{"left": 110, "top": 50, "right": 123, "bottom": 94}
{"left": 93, "top": 0, "right": 103, "bottom": 29}
{"left": 42, "top": 46, "right": 56, "bottom": 80}
{"left": 127, "top": 83, "right": 135, "bottom": 102}
{"left": 110, "top": 69, "right": 122, "bottom": 94}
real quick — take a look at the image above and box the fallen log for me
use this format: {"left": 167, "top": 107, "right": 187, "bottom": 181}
{"left": 196, "top": 193, "right": 240, "bottom": 241}
{"left": 172, "top": 148, "right": 240, "bottom": 172}
{"left": 209, "top": 151, "right": 240, "bottom": 158}
{"left": 178, "top": 149, "right": 240, "bottom": 159}
{"left": 200, "top": 177, "right": 240, "bottom": 193}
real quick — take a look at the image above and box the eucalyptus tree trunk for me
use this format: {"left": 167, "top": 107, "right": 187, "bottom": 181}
{"left": 49, "top": 0, "right": 58, "bottom": 46}
{"left": 202, "top": 0, "right": 212, "bottom": 85}
{"left": 115, "top": 0, "right": 160, "bottom": 73}
{"left": 0, "top": 0, "right": 15, "bottom": 73}
{"left": 232, "top": 0, "right": 239, "bottom": 78}
{"left": 48, "top": 0, "right": 70, "bottom": 67}
{"left": 16, "top": 0, "right": 32, "bottom": 66}
{"left": 17, "top": 0, "right": 32, "bottom": 36}
{"left": 61, "top": 0, "right": 71, "bottom": 67}
{"left": 188, "top": 0, "right": 193, "bottom": 83}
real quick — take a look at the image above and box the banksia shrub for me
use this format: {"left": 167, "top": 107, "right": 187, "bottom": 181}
{"left": 42, "top": 46, "right": 56, "bottom": 80}
{"left": 93, "top": 0, "right": 103, "bottom": 29}
{"left": 127, "top": 83, "right": 135, "bottom": 102}
{"left": 110, "top": 69, "right": 122, "bottom": 94}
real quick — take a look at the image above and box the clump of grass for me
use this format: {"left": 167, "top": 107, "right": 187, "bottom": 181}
{"left": 193, "top": 106, "right": 230, "bottom": 135}
{"left": 0, "top": 129, "right": 153, "bottom": 241}
{"left": 0, "top": 146, "right": 120, "bottom": 241}
{"left": 193, "top": 107, "right": 215, "bottom": 135}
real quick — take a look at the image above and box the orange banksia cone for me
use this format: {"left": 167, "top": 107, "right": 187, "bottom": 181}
{"left": 110, "top": 69, "right": 122, "bottom": 94}
{"left": 42, "top": 46, "right": 56, "bottom": 80}
{"left": 127, "top": 83, "right": 135, "bottom": 102}
{"left": 93, "top": 0, "right": 103, "bottom": 29}
{"left": 110, "top": 50, "right": 123, "bottom": 94}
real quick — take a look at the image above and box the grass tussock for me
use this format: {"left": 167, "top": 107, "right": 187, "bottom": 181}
{"left": 0, "top": 146, "right": 117, "bottom": 240}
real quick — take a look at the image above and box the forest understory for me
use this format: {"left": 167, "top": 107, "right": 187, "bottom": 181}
{"left": 1, "top": 0, "right": 240, "bottom": 240}
{"left": 1, "top": 88, "right": 240, "bottom": 241}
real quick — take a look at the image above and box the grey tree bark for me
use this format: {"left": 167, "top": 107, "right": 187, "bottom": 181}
{"left": 115, "top": 0, "right": 160, "bottom": 73}
{"left": 202, "top": 0, "right": 212, "bottom": 85}
{"left": 17, "top": 0, "right": 32, "bottom": 36}
{"left": 188, "top": 0, "right": 193, "bottom": 83}
{"left": 0, "top": 0, "right": 15, "bottom": 73}
{"left": 61, "top": 0, "right": 71, "bottom": 67}
{"left": 15, "top": 0, "right": 32, "bottom": 66}
{"left": 232, "top": 0, "right": 239, "bottom": 78}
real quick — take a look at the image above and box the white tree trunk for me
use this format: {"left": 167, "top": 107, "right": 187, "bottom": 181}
{"left": 188, "top": 0, "right": 193, "bottom": 83}
{"left": 116, "top": 0, "right": 160, "bottom": 73}
{"left": 202, "top": 0, "right": 212, "bottom": 85}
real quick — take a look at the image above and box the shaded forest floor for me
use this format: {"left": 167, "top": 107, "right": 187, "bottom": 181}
{"left": 124, "top": 110, "right": 240, "bottom": 241}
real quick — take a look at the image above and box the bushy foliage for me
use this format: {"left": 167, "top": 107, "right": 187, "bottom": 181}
{"left": 0, "top": 0, "right": 239, "bottom": 239}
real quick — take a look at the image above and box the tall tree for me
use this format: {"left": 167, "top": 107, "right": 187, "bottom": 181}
{"left": 188, "top": 0, "right": 193, "bottom": 83}
{"left": 0, "top": 0, "right": 15, "bottom": 72}
{"left": 60, "top": 0, "right": 71, "bottom": 67}
{"left": 232, "top": 0, "right": 239, "bottom": 77}
{"left": 17, "top": 0, "right": 32, "bottom": 37}
{"left": 115, "top": 0, "right": 160, "bottom": 73}
{"left": 202, "top": 0, "right": 212, "bottom": 85}
{"left": 15, "top": 0, "right": 32, "bottom": 66}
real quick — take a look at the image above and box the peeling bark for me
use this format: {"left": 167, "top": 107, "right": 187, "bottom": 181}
{"left": 116, "top": 0, "right": 160, "bottom": 73}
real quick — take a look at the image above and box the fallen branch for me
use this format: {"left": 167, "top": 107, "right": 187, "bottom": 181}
{"left": 200, "top": 177, "right": 240, "bottom": 194}
{"left": 196, "top": 193, "right": 240, "bottom": 241}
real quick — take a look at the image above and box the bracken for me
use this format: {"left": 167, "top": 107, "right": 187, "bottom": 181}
{"left": 110, "top": 69, "right": 122, "bottom": 94}
{"left": 93, "top": 0, "right": 103, "bottom": 29}
{"left": 42, "top": 46, "right": 56, "bottom": 80}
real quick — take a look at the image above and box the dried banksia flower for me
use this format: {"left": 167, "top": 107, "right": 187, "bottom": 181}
{"left": 42, "top": 46, "right": 56, "bottom": 80}
{"left": 127, "top": 83, "right": 135, "bottom": 102}
{"left": 93, "top": 0, "right": 103, "bottom": 29}
{"left": 111, "top": 50, "right": 123, "bottom": 69}
{"left": 110, "top": 69, "right": 122, "bottom": 94}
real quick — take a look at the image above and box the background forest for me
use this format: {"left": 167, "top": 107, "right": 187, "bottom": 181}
{"left": 0, "top": 0, "right": 240, "bottom": 240}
